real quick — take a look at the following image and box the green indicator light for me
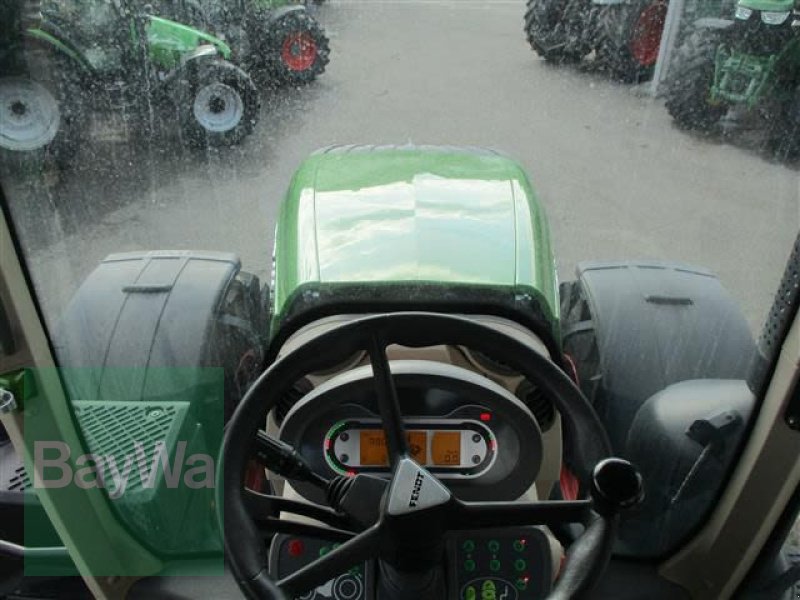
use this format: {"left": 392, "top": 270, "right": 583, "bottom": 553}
{"left": 464, "top": 585, "right": 477, "bottom": 600}
{"left": 488, "top": 540, "right": 500, "bottom": 553}
{"left": 464, "top": 559, "right": 476, "bottom": 572}
{"left": 513, "top": 540, "right": 525, "bottom": 552}
{"left": 489, "top": 559, "right": 501, "bottom": 572}
{"left": 319, "top": 546, "right": 330, "bottom": 557}
{"left": 462, "top": 540, "right": 475, "bottom": 553}
{"left": 514, "top": 559, "right": 527, "bottom": 572}
{"left": 516, "top": 578, "right": 528, "bottom": 591}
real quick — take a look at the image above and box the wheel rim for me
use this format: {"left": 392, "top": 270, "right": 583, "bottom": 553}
{"left": 629, "top": 1, "right": 667, "bottom": 67}
{"left": 0, "top": 79, "right": 60, "bottom": 151}
{"left": 192, "top": 82, "right": 244, "bottom": 133}
{"left": 280, "top": 31, "right": 319, "bottom": 72}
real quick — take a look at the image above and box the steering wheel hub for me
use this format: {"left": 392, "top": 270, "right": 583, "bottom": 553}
{"left": 386, "top": 459, "right": 451, "bottom": 516}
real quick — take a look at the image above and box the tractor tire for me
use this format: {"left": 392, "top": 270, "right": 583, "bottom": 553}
{"left": 265, "top": 11, "right": 330, "bottom": 86}
{"left": 595, "top": 0, "right": 668, "bottom": 82}
{"left": 524, "top": 0, "right": 591, "bottom": 63}
{"left": 664, "top": 30, "right": 726, "bottom": 131}
{"left": 180, "top": 60, "right": 260, "bottom": 149}
{"left": 0, "top": 56, "right": 85, "bottom": 178}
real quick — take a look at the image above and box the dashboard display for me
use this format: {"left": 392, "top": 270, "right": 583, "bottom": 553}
{"left": 431, "top": 431, "right": 461, "bottom": 466}
{"left": 359, "top": 430, "right": 427, "bottom": 465}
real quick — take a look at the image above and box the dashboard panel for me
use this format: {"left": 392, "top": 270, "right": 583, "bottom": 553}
{"left": 278, "top": 360, "right": 543, "bottom": 504}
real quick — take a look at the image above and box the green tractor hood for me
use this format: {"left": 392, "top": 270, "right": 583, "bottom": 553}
{"left": 271, "top": 146, "right": 560, "bottom": 354}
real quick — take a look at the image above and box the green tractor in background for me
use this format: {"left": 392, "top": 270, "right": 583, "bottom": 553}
{"left": 0, "top": 0, "right": 260, "bottom": 173}
{"left": 159, "top": 0, "right": 331, "bottom": 86}
{"left": 524, "top": 0, "right": 734, "bottom": 83}
{"left": 664, "top": 0, "right": 800, "bottom": 157}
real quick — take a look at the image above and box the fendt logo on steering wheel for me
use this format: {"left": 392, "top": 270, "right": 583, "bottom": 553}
{"left": 409, "top": 470, "right": 425, "bottom": 507}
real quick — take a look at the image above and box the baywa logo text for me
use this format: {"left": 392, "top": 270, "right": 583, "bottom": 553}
{"left": 33, "top": 441, "right": 215, "bottom": 499}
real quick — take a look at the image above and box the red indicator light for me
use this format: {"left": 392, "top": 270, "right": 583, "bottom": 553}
{"left": 324, "top": 439, "right": 331, "bottom": 450}
{"left": 287, "top": 539, "right": 304, "bottom": 557}
{"left": 480, "top": 412, "right": 492, "bottom": 422}
{"left": 489, "top": 440, "right": 497, "bottom": 451}
{"left": 346, "top": 470, "right": 357, "bottom": 477}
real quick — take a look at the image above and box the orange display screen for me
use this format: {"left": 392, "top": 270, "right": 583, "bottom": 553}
{"left": 431, "top": 431, "right": 461, "bottom": 466}
{"left": 359, "top": 430, "right": 427, "bottom": 466}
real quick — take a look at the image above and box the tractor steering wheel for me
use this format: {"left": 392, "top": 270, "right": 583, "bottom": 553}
{"left": 218, "top": 312, "right": 643, "bottom": 599}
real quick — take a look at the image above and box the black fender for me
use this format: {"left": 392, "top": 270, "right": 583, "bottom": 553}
{"left": 161, "top": 49, "right": 257, "bottom": 105}
{"left": 560, "top": 260, "right": 755, "bottom": 454}
{"left": 55, "top": 250, "right": 267, "bottom": 420}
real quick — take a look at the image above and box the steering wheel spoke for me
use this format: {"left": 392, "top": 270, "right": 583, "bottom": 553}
{"left": 449, "top": 498, "right": 594, "bottom": 529}
{"left": 278, "top": 524, "right": 382, "bottom": 599}
{"left": 367, "top": 333, "right": 409, "bottom": 465}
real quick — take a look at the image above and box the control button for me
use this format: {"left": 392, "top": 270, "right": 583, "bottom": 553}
{"left": 513, "top": 539, "right": 526, "bottom": 552}
{"left": 489, "top": 559, "right": 501, "bottom": 572}
{"left": 319, "top": 545, "right": 331, "bottom": 557}
{"left": 464, "top": 559, "right": 476, "bottom": 572}
{"left": 462, "top": 540, "right": 475, "bottom": 553}
{"left": 514, "top": 559, "right": 527, "bottom": 572}
{"left": 471, "top": 433, "right": 482, "bottom": 443}
{"left": 487, "top": 540, "right": 500, "bottom": 553}
{"left": 516, "top": 577, "right": 529, "bottom": 591}
{"left": 287, "top": 539, "right": 304, "bottom": 557}
{"left": 333, "top": 573, "right": 363, "bottom": 600}
{"left": 464, "top": 585, "right": 477, "bottom": 600}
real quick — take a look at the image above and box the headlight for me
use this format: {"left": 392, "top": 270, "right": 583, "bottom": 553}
{"left": 761, "top": 10, "right": 790, "bottom": 24}
{"left": 735, "top": 5, "right": 753, "bottom": 19}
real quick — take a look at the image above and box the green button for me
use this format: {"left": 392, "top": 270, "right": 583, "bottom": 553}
{"left": 489, "top": 559, "right": 501, "bottom": 572}
{"left": 462, "top": 540, "right": 475, "bottom": 553}
{"left": 487, "top": 540, "right": 500, "bottom": 553}
{"left": 319, "top": 546, "right": 330, "bottom": 557}
{"left": 516, "top": 578, "right": 528, "bottom": 591}
{"left": 514, "top": 559, "right": 527, "bottom": 572}
{"left": 464, "top": 585, "right": 477, "bottom": 600}
{"left": 513, "top": 539, "right": 526, "bottom": 552}
{"left": 464, "top": 559, "right": 476, "bottom": 572}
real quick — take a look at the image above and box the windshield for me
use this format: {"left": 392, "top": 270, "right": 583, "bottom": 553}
{"left": 0, "top": 0, "right": 798, "bottom": 583}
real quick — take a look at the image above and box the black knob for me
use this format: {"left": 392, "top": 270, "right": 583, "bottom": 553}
{"left": 591, "top": 458, "right": 644, "bottom": 516}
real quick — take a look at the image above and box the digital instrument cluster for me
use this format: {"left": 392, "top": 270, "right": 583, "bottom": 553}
{"left": 324, "top": 418, "right": 496, "bottom": 477}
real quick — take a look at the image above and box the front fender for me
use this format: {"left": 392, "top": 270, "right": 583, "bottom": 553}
{"left": 160, "top": 55, "right": 258, "bottom": 104}
{"left": 159, "top": 48, "right": 219, "bottom": 103}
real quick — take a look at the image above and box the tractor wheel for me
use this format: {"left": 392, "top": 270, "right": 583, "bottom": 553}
{"left": 664, "top": 30, "right": 726, "bottom": 131}
{"left": 524, "top": 0, "right": 591, "bottom": 63}
{"left": 0, "top": 65, "right": 84, "bottom": 177}
{"left": 181, "top": 61, "right": 260, "bottom": 148}
{"left": 595, "top": 0, "right": 668, "bottom": 82}
{"left": 266, "top": 11, "right": 330, "bottom": 86}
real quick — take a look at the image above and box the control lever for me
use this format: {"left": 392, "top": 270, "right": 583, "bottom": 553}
{"left": 251, "top": 431, "right": 330, "bottom": 490}
{"left": 251, "top": 432, "right": 388, "bottom": 526}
